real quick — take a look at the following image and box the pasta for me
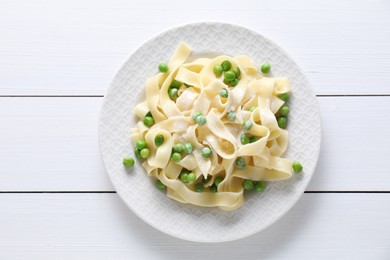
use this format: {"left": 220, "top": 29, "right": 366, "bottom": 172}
{"left": 130, "top": 42, "right": 300, "bottom": 211}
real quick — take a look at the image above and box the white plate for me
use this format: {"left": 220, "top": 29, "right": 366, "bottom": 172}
{"left": 99, "top": 22, "right": 321, "bottom": 243}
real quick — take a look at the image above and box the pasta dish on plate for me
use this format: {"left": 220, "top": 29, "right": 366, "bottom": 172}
{"left": 125, "top": 42, "right": 302, "bottom": 211}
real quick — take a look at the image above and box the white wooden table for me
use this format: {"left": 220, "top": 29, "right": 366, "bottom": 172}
{"left": 1, "top": 1, "right": 390, "bottom": 259}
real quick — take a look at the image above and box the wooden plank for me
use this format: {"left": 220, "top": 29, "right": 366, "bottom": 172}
{"left": 1, "top": 96, "right": 390, "bottom": 191}
{"left": 0, "top": 193, "right": 388, "bottom": 259}
{"left": 0, "top": 0, "right": 390, "bottom": 95}
{"left": 308, "top": 96, "right": 390, "bottom": 191}
{"left": 0, "top": 97, "right": 113, "bottom": 191}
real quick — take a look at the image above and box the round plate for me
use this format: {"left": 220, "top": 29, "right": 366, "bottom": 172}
{"left": 99, "top": 22, "right": 321, "bottom": 242}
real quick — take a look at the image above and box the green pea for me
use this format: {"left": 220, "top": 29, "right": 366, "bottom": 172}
{"left": 261, "top": 63, "right": 271, "bottom": 73}
{"left": 136, "top": 140, "right": 147, "bottom": 150}
{"left": 143, "top": 116, "right": 154, "bottom": 127}
{"left": 195, "top": 183, "right": 204, "bottom": 192}
{"left": 278, "top": 93, "right": 290, "bottom": 102}
{"left": 221, "top": 60, "right": 232, "bottom": 71}
{"left": 230, "top": 77, "right": 239, "bottom": 87}
{"left": 146, "top": 111, "right": 152, "bottom": 117}
{"left": 242, "top": 179, "right": 254, "bottom": 190}
{"left": 214, "top": 176, "right": 223, "bottom": 186}
{"left": 173, "top": 143, "right": 184, "bottom": 153}
{"left": 195, "top": 115, "right": 207, "bottom": 125}
{"left": 232, "top": 67, "right": 241, "bottom": 77}
{"left": 250, "top": 136, "right": 259, "bottom": 143}
{"left": 183, "top": 143, "right": 194, "bottom": 155}
{"left": 227, "top": 111, "right": 236, "bottom": 121}
{"left": 180, "top": 172, "right": 189, "bottom": 183}
{"left": 243, "top": 121, "right": 253, "bottom": 130}
{"left": 213, "top": 65, "right": 223, "bottom": 77}
{"left": 255, "top": 181, "right": 266, "bottom": 192}
{"left": 171, "top": 152, "right": 182, "bottom": 162}
{"left": 168, "top": 88, "right": 178, "bottom": 100}
{"left": 158, "top": 63, "right": 168, "bottom": 73}
{"left": 184, "top": 83, "right": 192, "bottom": 88}
{"left": 292, "top": 161, "right": 303, "bottom": 174}
{"left": 277, "top": 116, "right": 287, "bottom": 129}
{"left": 187, "top": 172, "right": 196, "bottom": 183}
{"left": 134, "top": 148, "right": 141, "bottom": 159}
{"left": 279, "top": 105, "right": 290, "bottom": 116}
{"left": 140, "top": 148, "right": 150, "bottom": 158}
{"left": 220, "top": 88, "right": 229, "bottom": 98}
{"left": 154, "top": 135, "right": 164, "bottom": 146}
{"left": 210, "top": 185, "right": 218, "bottom": 193}
{"left": 240, "top": 134, "right": 250, "bottom": 145}
{"left": 122, "top": 157, "right": 135, "bottom": 168}
{"left": 223, "top": 78, "right": 230, "bottom": 85}
{"left": 201, "top": 147, "right": 212, "bottom": 158}
{"left": 236, "top": 157, "right": 246, "bottom": 169}
{"left": 250, "top": 106, "right": 256, "bottom": 112}
{"left": 224, "top": 71, "right": 236, "bottom": 82}
{"left": 170, "top": 80, "right": 182, "bottom": 89}
{"left": 156, "top": 179, "right": 166, "bottom": 189}
{"left": 192, "top": 112, "right": 202, "bottom": 121}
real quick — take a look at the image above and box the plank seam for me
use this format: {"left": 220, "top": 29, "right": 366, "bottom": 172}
{"left": 0, "top": 95, "right": 104, "bottom": 97}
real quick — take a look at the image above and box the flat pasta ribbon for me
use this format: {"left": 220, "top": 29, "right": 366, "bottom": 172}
{"left": 131, "top": 42, "right": 294, "bottom": 210}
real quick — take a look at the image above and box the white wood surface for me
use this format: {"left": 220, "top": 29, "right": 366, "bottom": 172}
{"left": 0, "top": 193, "right": 389, "bottom": 259}
{"left": 1, "top": 97, "right": 389, "bottom": 191}
{"left": 1, "top": 0, "right": 390, "bottom": 95}
{"left": 1, "top": 0, "right": 390, "bottom": 259}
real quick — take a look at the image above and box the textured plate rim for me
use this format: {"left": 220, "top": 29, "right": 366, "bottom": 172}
{"left": 98, "top": 21, "right": 321, "bottom": 243}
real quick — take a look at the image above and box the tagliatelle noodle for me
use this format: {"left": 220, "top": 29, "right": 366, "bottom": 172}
{"left": 131, "top": 42, "right": 294, "bottom": 210}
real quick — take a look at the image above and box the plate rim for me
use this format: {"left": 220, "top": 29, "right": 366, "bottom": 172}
{"left": 98, "top": 21, "right": 322, "bottom": 243}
